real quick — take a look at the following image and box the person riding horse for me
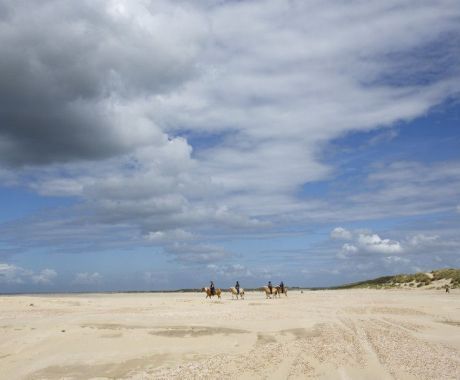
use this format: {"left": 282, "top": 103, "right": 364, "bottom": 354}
{"left": 235, "top": 281, "right": 240, "bottom": 295}
{"left": 210, "top": 281, "right": 215, "bottom": 296}
{"left": 268, "top": 281, "right": 273, "bottom": 294}
{"left": 279, "top": 281, "right": 284, "bottom": 294}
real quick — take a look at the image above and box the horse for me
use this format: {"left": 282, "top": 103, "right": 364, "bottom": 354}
{"left": 229, "top": 287, "right": 245, "bottom": 300}
{"left": 276, "top": 285, "right": 288, "bottom": 297}
{"left": 202, "top": 287, "right": 221, "bottom": 299}
{"left": 263, "top": 286, "right": 278, "bottom": 299}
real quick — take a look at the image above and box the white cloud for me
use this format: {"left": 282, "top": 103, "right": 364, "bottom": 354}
{"left": 382, "top": 256, "right": 410, "bottom": 265}
{"left": 333, "top": 229, "right": 404, "bottom": 256}
{"left": 0, "top": 263, "right": 26, "bottom": 284}
{"left": 331, "top": 227, "right": 352, "bottom": 240}
{"left": 408, "top": 233, "right": 439, "bottom": 247}
{"left": 337, "top": 243, "right": 358, "bottom": 259}
{"left": 73, "top": 272, "right": 102, "bottom": 285}
{"left": 166, "top": 242, "right": 229, "bottom": 263}
{"left": 342, "top": 243, "right": 359, "bottom": 254}
{"left": 0, "top": 0, "right": 459, "bottom": 270}
{"left": 348, "top": 161, "right": 460, "bottom": 218}
{"left": 0, "top": 263, "right": 57, "bottom": 285}
{"left": 368, "top": 129, "right": 399, "bottom": 146}
{"left": 32, "top": 269, "right": 57, "bottom": 285}
{"left": 357, "top": 233, "right": 403, "bottom": 254}
{"left": 145, "top": 229, "right": 194, "bottom": 242}
{"left": 5, "top": 2, "right": 460, "bottom": 211}
{"left": 207, "top": 263, "right": 253, "bottom": 278}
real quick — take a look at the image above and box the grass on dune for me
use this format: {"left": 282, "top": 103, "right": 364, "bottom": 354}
{"left": 333, "top": 268, "right": 460, "bottom": 289}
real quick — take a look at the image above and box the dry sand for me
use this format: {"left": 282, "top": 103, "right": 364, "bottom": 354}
{"left": 1, "top": 289, "right": 459, "bottom": 379}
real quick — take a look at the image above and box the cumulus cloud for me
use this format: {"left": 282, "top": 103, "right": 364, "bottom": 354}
{"left": 337, "top": 243, "right": 358, "bottom": 259}
{"left": 0, "top": 263, "right": 25, "bottom": 284}
{"left": 73, "top": 272, "right": 102, "bottom": 285}
{"left": 145, "top": 229, "right": 194, "bottom": 242}
{"left": 408, "top": 233, "right": 439, "bottom": 247}
{"left": 331, "top": 227, "right": 352, "bottom": 240}
{"left": 0, "top": 263, "right": 57, "bottom": 285}
{"left": 357, "top": 233, "right": 403, "bottom": 254}
{"left": 333, "top": 228, "right": 403, "bottom": 256}
{"left": 32, "top": 269, "right": 57, "bottom": 284}
{"left": 343, "top": 243, "right": 359, "bottom": 254}
{"left": 0, "top": 0, "right": 459, "bottom": 271}
{"left": 0, "top": 0, "right": 207, "bottom": 166}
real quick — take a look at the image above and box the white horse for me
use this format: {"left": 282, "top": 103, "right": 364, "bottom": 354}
{"left": 229, "top": 287, "right": 245, "bottom": 299}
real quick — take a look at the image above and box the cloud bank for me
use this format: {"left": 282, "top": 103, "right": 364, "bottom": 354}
{"left": 0, "top": 263, "right": 57, "bottom": 285}
{"left": 0, "top": 1, "right": 459, "bottom": 286}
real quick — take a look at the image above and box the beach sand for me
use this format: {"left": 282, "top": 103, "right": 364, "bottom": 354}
{"left": 1, "top": 289, "right": 459, "bottom": 379}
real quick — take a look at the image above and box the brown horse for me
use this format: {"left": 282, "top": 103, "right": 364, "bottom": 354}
{"left": 229, "top": 287, "right": 245, "bottom": 300}
{"left": 263, "top": 286, "right": 278, "bottom": 299}
{"left": 202, "top": 287, "right": 221, "bottom": 299}
{"left": 276, "top": 286, "right": 288, "bottom": 297}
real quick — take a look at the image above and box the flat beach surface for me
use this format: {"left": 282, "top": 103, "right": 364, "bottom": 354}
{"left": 1, "top": 289, "right": 459, "bottom": 379}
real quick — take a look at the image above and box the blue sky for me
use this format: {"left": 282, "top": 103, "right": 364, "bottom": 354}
{"left": 0, "top": 0, "right": 459, "bottom": 292}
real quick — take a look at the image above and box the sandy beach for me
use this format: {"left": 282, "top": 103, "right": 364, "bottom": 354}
{"left": 1, "top": 289, "right": 459, "bottom": 379}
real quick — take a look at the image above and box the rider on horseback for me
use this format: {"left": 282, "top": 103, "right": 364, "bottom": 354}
{"left": 279, "top": 281, "right": 284, "bottom": 294}
{"left": 235, "top": 281, "right": 240, "bottom": 295}
{"left": 268, "top": 281, "right": 273, "bottom": 294}
{"left": 210, "top": 281, "right": 215, "bottom": 296}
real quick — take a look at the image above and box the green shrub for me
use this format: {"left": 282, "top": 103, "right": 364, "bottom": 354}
{"left": 432, "top": 268, "right": 460, "bottom": 282}
{"left": 413, "top": 272, "right": 431, "bottom": 283}
{"left": 333, "top": 268, "right": 459, "bottom": 289}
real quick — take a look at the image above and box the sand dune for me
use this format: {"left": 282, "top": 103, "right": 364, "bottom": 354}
{"left": 1, "top": 289, "right": 459, "bottom": 379}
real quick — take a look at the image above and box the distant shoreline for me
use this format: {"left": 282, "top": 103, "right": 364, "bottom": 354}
{"left": 0, "top": 287, "right": 310, "bottom": 296}
{"left": 2, "top": 268, "right": 458, "bottom": 295}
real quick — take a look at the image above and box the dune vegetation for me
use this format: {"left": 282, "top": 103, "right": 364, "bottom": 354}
{"left": 334, "top": 268, "right": 460, "bottom": 289}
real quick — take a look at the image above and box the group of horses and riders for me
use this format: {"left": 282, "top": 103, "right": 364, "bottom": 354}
{"left": 265, "top": 280, "right": 287, "bottom": 298}
{"left": 202, "top": 280, "right": 287, "bottom": 299}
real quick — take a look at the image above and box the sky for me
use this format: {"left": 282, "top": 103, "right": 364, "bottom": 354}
{"left": 0, "top": 0, "right": 460, "bottom": 292}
